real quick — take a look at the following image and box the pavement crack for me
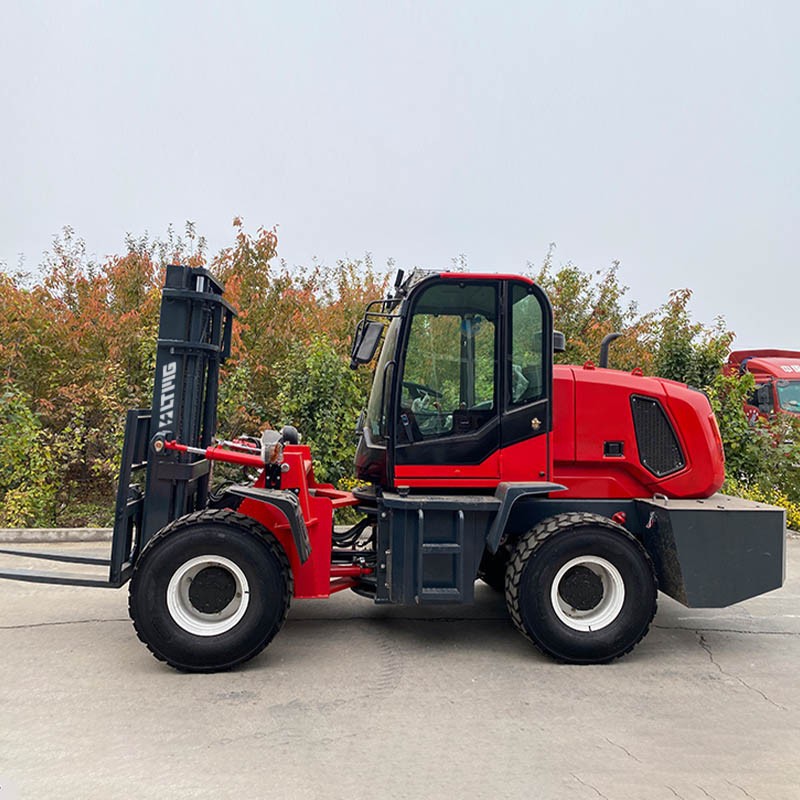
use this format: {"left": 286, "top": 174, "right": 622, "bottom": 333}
{"left": 697, "top": 632, "right": 788, "bottom": 712}
{"left": 655, "top": 625, "right": 798, "bottom": 637}
{"left": 726, "top": 779, "right": 757, "bottom": 799}
{"left": 697, "top": 788, "right": 717, "bottom": 800}
{"left": 0, "top": 618, "right": 127, "bottom": 630}
{"left": 571, "top": 773, "right": 609, "bottom": 799}
{"left": 604, "top": 736, "right": 642, "bottom": 763}
{"left": 666, "top": 788, "right": 685, "bottom": 799}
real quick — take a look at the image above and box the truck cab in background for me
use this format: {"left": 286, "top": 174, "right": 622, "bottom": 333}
{"left": 727, "top": 349, "right": 800, "bottom": 421}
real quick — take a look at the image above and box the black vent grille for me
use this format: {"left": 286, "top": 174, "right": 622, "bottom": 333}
{"left": 630, "top": 395, "right": 686, "bottom": 477}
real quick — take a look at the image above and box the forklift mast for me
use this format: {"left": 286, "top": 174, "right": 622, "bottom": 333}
{"left": 140, "top": 265, "right": 235, "bottom": 545}
{"left": 0, "top": 265, "right": 235, "bottom": 587}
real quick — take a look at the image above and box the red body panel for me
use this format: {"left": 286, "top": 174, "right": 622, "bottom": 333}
{"left": 499, "top": 436, "right": 550, "bottom": 482}
{"left": 236, "top": 445, "right": 360, "bottom": 600}
{"left": 551, "top": 365, "right": 724, "bottom": 499}
{"left": 394, "top": 451, "right": 500, "bottom": 486}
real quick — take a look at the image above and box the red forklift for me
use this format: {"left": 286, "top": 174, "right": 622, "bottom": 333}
{"left": 0, "top": 265, "right": 786, "bottom": 671}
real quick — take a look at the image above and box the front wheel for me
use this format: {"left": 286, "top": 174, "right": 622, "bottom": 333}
{"left": 129, "top": 509, "right": 292, "bottom": 672}
{"left": 505, "top": 513, "right": 657, "bottom": 664}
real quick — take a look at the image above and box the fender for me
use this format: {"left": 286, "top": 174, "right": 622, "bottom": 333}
{"left": 485, "top": 481, "right": 566, "bottom": 552}
{"left": 225, "top": 485, "right": 311, "bottom": 563}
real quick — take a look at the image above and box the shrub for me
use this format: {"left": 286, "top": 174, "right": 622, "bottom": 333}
{"left": 0, "top": 387, "right": 57, "bottom": 526}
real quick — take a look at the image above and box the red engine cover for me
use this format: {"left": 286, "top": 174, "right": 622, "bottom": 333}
{"left": 551, "top": 364, "right": 725, "bottom": 499}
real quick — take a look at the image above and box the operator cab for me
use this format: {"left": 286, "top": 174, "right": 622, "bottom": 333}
{"left": 352, "top": 271, "right": 555, "bottom": 490}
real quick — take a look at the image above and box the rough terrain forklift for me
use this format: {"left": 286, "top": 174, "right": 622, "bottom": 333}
{"left": 0, "top": 265, "right": 786, "bottom": 671}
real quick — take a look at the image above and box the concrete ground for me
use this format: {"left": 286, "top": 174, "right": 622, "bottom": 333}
{"left": 0, "top": 542, "right": 798, "bottom": 800}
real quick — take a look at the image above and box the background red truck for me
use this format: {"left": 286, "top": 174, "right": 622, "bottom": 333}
{"left": 727, "top": 349, "right": 800, "bottom": 421}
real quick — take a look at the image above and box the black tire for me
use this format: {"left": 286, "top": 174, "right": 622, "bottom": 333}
{"left": 129, "top": 509, "right": 292, "bottom": 672}
{"left": 505, "top": 512, "right": 657, "bottom": 664}
{"left": 478, "top": 547, "right": 509, "bottom": 592}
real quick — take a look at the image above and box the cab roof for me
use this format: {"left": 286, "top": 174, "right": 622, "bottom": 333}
{"left": 729, "top": 349, "right": 800, "bottom": 379}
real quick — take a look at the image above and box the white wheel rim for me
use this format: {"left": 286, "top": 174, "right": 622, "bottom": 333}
{"left": 166, "top": 555, "right": 250, "bottom": 637}
{"left": 550, "top": 556, "right": 625, "bottom": 632}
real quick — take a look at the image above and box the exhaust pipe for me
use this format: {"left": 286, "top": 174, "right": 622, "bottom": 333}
{"left": 599, "top": 332, "right": 622, "bottom": 368}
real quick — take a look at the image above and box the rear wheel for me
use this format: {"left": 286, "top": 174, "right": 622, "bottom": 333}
{"left": 129, "top": 509, "right": 292, "bottom": 672}
{"left": 505, "top": 513, "right": 657, "bottom": 664}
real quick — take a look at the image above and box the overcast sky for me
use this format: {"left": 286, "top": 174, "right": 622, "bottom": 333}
{"left": 1, "top": 1, "right": 798, "bottom": 347}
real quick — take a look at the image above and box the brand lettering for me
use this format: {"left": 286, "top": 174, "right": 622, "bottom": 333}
{"left": 159, "top": 361, "right": 178, "bottom": 428}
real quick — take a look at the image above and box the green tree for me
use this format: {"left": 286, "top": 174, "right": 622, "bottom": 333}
{"left": 648, "top": 289, "right": 732, "bottom": 389}
{"left": 4, "top": 222, "right": 795, "bottom": 529}
{"left": 533, "top": 256, "right": 649, "bottom": 371}
{"left": 277, "top": 335, "right": 364, "bottom": 484}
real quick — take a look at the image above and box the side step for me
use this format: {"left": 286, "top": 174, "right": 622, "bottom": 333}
{"left": 377, "top": 493, "right": 500, "bottom": 605}
{"left": 417, "top": 515, "right": 466, "bottom": 602}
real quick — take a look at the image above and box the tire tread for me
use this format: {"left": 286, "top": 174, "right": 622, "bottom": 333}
{"left": 504, "top": 512, "right": 657, "bottom": 663}
{"left": 129, "top": 508, "right": 293, "bottom": 672}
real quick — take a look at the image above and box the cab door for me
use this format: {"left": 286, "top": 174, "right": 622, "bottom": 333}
{"left": 499, "top": 281, "right": 552, "bottom": 481}
{"left": 391, "top": 279, "right": 501, "bottom": 488}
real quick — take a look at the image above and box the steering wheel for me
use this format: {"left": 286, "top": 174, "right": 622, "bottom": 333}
{"left": 402, "top": 381, "right": 443, "bottom": 401}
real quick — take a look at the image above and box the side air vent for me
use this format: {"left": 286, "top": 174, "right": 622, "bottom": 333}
{"left": 630, "top": 395, "right": 686, "bottom": 477}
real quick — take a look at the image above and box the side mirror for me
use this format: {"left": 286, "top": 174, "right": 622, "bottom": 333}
{"left": 350, "top": 321, "right": 384, "bottom": 368}
{"left": 553, "top": 330, "right": 566, "bottom": 353}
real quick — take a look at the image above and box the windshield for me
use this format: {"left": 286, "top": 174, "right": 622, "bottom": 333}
{"left": 776, "top": 379, "right": 800, "bottom": 413}
{"left": 364, "top": 317, "right": 401, "bottom": 440}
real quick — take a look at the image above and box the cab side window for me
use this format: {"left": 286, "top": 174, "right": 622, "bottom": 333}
{"left": 399, "top": 283, "right": 497, "bottom": 440}
{"left": 509, "top": 284, "right": 545, "bottom": 406}
{"left": 752, "top": 383, "right": 774, "bottom": 415}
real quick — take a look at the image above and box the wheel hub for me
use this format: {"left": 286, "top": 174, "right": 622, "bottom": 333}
{"left": 166, "top": 555, "right": 251, "bottom": 637}
{"left": 550, "top": 555, "right": 626, "bottom": 632}
{"left": 558, "top": 565, "right": 604, "bottom": 611}
{"left": 188, "top": 566, "right": 237, "bottom": 614}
